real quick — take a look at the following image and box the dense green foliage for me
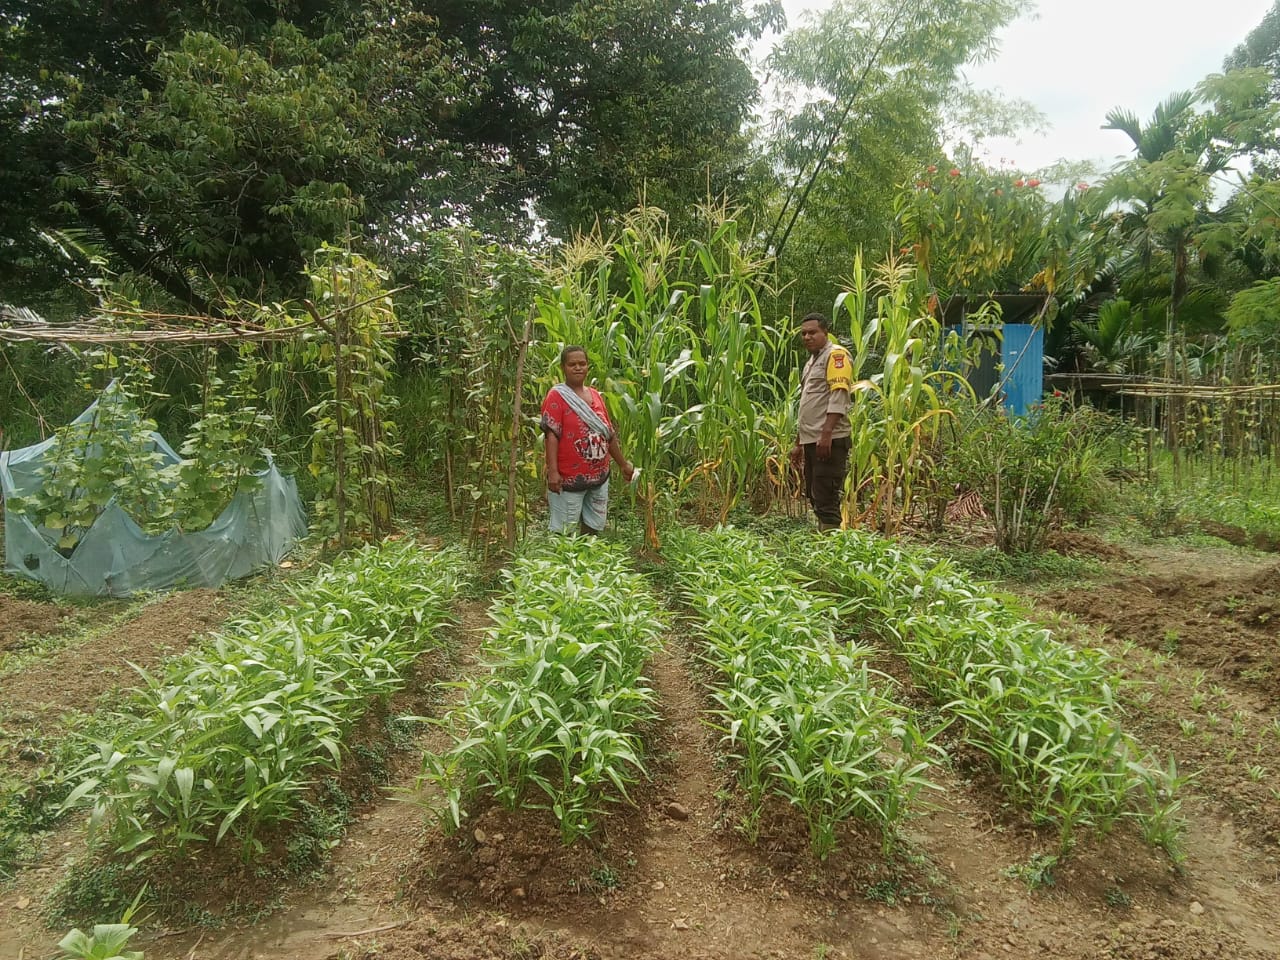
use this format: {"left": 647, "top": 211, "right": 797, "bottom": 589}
{"left": 760, "top": 0, "right": 1034, "bottom": 308}
{"left": 1, "top": 1, "right": 1277, "bottom": 576}
{"left": 0, "top": 0, "right": 777, "bottom": 309}
{"left": 934, "top": 395, "right": 1121, "bottom": 551}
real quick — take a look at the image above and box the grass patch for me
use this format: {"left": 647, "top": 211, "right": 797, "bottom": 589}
{"left": 1002, "top": 852, "right": 1059, "bottom": 890}
{"left": 0, "top": 571, "right": 71, "bottom": 604}
{"left": 0, "top": 712, "right": 140, "bottom": 881}
{"left": 935, "top": 545, "right": 1104, "bottom": 584}
{"left": 1117, "top": 456, "right": 1280, "bottom": 545}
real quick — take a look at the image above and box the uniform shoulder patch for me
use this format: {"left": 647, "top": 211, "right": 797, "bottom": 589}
{"left": 825, "top": 346, "right": 853, "bottom": 390}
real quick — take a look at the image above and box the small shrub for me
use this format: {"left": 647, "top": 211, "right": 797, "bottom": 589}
{"left": 936, "top": 395, "right": 1122, "bottom": 553}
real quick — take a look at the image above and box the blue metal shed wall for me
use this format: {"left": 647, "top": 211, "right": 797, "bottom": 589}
{"left": 998, "top": 324, "right": 1044, "bottom": 416}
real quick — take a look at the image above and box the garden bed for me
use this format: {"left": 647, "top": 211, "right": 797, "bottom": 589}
{"left": 1, "top": 536, "right": 1278, "bottom": 960}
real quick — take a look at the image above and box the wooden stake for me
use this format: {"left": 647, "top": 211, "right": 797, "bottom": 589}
{"left": 505, "top": 313, "right": 533, "bottom": 553}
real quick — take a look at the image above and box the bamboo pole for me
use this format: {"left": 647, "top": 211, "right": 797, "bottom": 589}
{"left": 505, "top": 314, "right": 533, "bottom": 553}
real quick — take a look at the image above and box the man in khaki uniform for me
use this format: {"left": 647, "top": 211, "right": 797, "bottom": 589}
{"left": 788, "top": 312, "right": 852, "bottom": 531}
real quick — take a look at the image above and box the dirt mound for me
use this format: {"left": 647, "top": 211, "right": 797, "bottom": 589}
{"left": 1244, "top": 561, "right": 1280, "bottom": 595}
{"left": 373, "top": 918, "right": 600, "bottom": 960}
{"left": 0, "top": 595, "right": 72, "bottom": 651}
{"left": 0, "top": 588, "right": 227, "bottom": 717}
{"left": 1046, "top": 530, "right": 1134, "bottom": 562}
{"left": 421, "top": 804, "right": 641, "bottom": 909}
{"left": 1083, "top": 915, "right": 1272, "bottom": 960}
{"left": 1042, "top": 565, "right": 1280, "bottom": 702}
{"left": 1195, "top": 520, "right": 1280, "bottom": 553}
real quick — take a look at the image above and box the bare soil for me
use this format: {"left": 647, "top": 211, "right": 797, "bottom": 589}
{"left": 0, "top": 589, "right": 228, "bottom": 719}
{"left": 2, "top": 541, "right": 1280, "bottom": 960}
{"left": 0, "top": 594, "right": 75, "bottom": 652}
{"left": 1040, "top": 554, "right": 1280, "bottom": 704}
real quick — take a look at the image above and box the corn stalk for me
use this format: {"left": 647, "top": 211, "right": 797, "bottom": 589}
{"left": 834, "top": 253, "right": 977, "bottom": 534}
{"left": 532, "top": 206, "right": 784, "bottom": 546}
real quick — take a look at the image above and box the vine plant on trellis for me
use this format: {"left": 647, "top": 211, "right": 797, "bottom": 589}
{"left": 9, "top": 346, "right": 271, "bottom": 553}
{"left": 297, "top": 246, "right": 401, "bottom": 548}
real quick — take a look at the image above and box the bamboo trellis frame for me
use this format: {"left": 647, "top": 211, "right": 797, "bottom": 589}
{"left": 0, "top": 291, "right": 410, "bottom": 346}
{"left": 1047, "top": 365, "right": 1280, "bottom": 484}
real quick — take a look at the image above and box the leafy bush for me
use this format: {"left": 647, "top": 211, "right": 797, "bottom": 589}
{"left": 935, "top": 395, "right": 1121, "bottom": 552}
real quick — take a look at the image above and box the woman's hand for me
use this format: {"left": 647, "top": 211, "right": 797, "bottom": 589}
{"left": 547, "top": 468, "right": 563, "bottom": 493}
{"left": 621, "top": 461, "right": 635, "bottom": 483}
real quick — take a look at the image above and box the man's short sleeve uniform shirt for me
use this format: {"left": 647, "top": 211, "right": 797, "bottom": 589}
{"left": 797, "top": 340, "right": 853, "bottom": 445}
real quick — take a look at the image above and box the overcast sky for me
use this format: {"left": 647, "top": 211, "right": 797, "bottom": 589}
{"left": 766, "top": 0, "right": 1274, "bottom": 177}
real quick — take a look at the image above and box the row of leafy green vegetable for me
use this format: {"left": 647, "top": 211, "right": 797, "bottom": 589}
{"left": 787, "top": 531, "right": 1185, "bottom": 856}
{"left": 420, "top": 536, "right": 664, "bottom": 844}
{"left": 661, "top": 526, "right": 935, "bottom": 858}
{"left": 63, "top": 539, "right": 465, "bottom": 862}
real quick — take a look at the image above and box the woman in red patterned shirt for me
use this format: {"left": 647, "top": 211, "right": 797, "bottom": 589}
{"left": 540, "top": 346, "right": 634, "bottom": 535}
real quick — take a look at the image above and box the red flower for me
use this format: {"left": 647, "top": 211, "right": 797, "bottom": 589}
{"left": 1013, "top": 178, "right": 1025, "bottom": 188}
{"left": 899, "top": 246, "right": 911, "bottom": 254}
{"left": 915, "top": 180, "right": 928, "bottom": 188}
{"left": 949, "top": 168, "right": 961, "bottom": 177}
{"left": 927, "top": 164, "right": 938, "bottom": 174}
{"left": 1076, "top": 182, "right": 1090, "bottom": 191}
{"left": 1027, "top": 178, "right": 1041, "bottom": 187}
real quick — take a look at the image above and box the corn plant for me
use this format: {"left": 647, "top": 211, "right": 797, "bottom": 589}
{"left": 789, "top": 531, "right": 1184, "bottom": 855}
{"left": 660, "top": 526, "right": 934, "bottom": 858}
{"left": 533, "top": 206, "right": 786, "bottom": 546}
{"left": 64, "top": 540, "right": 465, "bottom": 862}
{"left": 421, "top": 537, "right": 663, "bottom": 844}
{"left": 832, "top": 253, "right": 980, "bottom": 533}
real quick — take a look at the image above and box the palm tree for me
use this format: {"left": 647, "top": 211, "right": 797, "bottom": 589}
{"left": 1070, "top": 299, "right": 1154, "bottom": 375}
{"left": 1101, "top": 90, "right": 1225, "bottom": 373}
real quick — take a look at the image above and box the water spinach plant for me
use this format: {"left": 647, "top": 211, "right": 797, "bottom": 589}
{"left": 420, "top": 536, "right": 664, "bottom": 843}
{"left": 64, "top": 540, "right": 465, "bottom": 862}
{"left": 660, "top": 526, "right": 935, "bottom": 858}
{"left": 791, "top": 531, "right": 1184, "bottom": 855}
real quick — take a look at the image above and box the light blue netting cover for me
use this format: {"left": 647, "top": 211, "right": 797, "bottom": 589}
{"left": 0, "top": 394, "right": 307, "bottom": 597}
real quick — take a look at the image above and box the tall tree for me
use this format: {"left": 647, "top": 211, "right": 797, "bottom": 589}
{"left": 1226, "top": 1, "right": 1280, "bottom": 93}
{"left": 757, "top": 0, "right": 1034, "bottom": 310}
{"left": 0, "top": 0, "right": 780, "bottom": 308}
{"left": 1224, "top": 1, "right": 1280, "bottom": 172}
{"left": 429, "top": 0, "right": 783, "bottom": 237}
{"left": 1099, "top": 71, "right": 1277, "bottom": 356}
{"left": 1, "top": 1, "right": 472, "bottom": 308}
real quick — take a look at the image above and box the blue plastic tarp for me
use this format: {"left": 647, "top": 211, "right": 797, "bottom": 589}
{"left": 0, "top": 393, "right": 307, "bottom": 597}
